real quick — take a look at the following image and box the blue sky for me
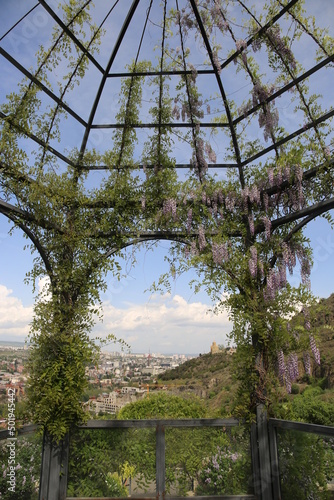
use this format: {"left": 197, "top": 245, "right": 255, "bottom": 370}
{"left": 0, "top": 1, "right": 333, "bottom": 354}
{"left": 0, "top": 214, "right": 333, "bottom": 354}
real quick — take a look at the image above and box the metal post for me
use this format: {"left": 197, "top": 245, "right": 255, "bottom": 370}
{"left": 256, "top": 405, "right": 273, "bottom": 500}
{"left": 156, "top": 423, "right": 165, "bottom": 500}
{"left": 39, "top": 431, "right": 69, "bottom": 500}
{"left": 268, "top": 422, "right": 281, "bottom": 500}
{"left": 250, "top": 421, "right": 262, "bottom": 499}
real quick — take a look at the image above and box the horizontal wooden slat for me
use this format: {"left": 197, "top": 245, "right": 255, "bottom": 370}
{"left": 79, "top": 418, "right": 240, "bottom": 429}
{"left": 66, "top": 496, "right": 256, "bottom": 500}
{"left": 269, "top": 418, "right": 334, "bottom": 436}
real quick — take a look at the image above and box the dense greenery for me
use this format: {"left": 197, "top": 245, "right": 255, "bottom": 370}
{"left": 0, "top": 433, "right": 42, "bottom": 500}
{"left": 68, "top": 393, "right": 252, "bottom": 497}
{"left": 119, "top": 393, "right": 252, "bottom": 496}
{"left": 276, "top": 426, "right": 334, "bottom": 499}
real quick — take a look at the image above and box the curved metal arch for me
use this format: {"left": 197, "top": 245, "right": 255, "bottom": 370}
{"left": 0, "top": 209, "right": 53, "bottom": 280}
{"left": 103, "top": 234, "right": 190, "bottom": 259}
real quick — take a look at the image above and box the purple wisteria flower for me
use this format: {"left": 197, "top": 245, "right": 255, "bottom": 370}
{"left": 187, "top": 209, "right": 192, "bottom": 233}
{"left": 278, "top": 350, "right": 286, "bottom": 384}
{"left": 303, "top": 352, "right": 311, "bottom": 375}
{"left": 163, "top": 198, "right": 177, "bottom": 220}
{"left": 287, "top": 353, "right": 299, "bottom": 382}
{"left": 267, "top": 25, "right": 296, "bottom": 70}
{"left": 212, "top": 242, "right": 229, "bottom": 265}
{"left": 261, "top": 215, "right": 271, "bottom": 240}
{"left": 198, "top": 226, "right": 207, "bottom": 251}
{"left": 205, "top": 142, "right": 217, "bottom": 163}
{"left": 249, "top": 246, "right": 257, "bottom": 278}
{"left": 248, "top": 213, "right": 255, "bottom": 236}
{"left": 310, "top": 335, "right": 320, "bottom": 365}
{"left": 212, "top": 51, "right": 222, "bottom": 74}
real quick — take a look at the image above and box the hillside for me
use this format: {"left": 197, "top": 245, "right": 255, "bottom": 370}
{"left": 158, "top": 294, "right": 334, "bottom": 416}
{"left": 158, "top": 349, "right": 235, "bottom": 415}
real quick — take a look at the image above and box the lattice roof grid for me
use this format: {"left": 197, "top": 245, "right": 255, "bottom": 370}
{"left": 0, "top": 0, "right": 333, "bottom": 200}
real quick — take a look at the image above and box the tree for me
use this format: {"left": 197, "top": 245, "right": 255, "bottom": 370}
{"left": 0, "top": 4, "right": 152, "bottom": 441}
{"left": 148, "top": 0, "right": 334, "bottom": 418}
{"left": 117, "top": 392, "right": 252, "bottom": 495}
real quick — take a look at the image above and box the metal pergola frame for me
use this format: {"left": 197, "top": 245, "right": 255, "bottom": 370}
{"left": 0, "top": 0, "right": 333, "bottom": 246}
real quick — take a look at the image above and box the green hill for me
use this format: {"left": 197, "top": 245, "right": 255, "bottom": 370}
{"left": 158, "top": 350, "right": 235, "bottom": 416}
{"left": 157, "top": 294, "right": 334, "bottom": 416}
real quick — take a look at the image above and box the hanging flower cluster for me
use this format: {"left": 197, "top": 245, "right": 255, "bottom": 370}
{"left": 251, "top": 82, "right": 279, "bottom": 141}
{"left": 235, "top": 39, "right": 248, "bottom": 65}
{"left": 288, "top": 165, "right": 304, "bottom": 210}
{"left": 186, "top": 208, "right": 193, "bottom": 233}
{"left": 287, "top": 353, "right": 299, "bottom": 382}
{"left": 198, "top": 225, "right": 207, "bottom": 251}
{"left": 248, "top": 213, "right": 255, "bottom": 236}
{"left": 205, "top": 142, "right": 217, "bottom": 163}
{"left": 309, "top": 335, "right": 321, "bottom": 365}
{"left": 282, "top": 242, "right": 297, "bottom": 275}
{"left": 277, "top": 350, "right": 299, "bottom": 393}
{"left": 248, "top": 246, "right": 257, "bottom": 278}
{"left": 212, "top": 241, "right": 229, "bottom": 265}
{"left": 191, "top": 137, "right": 208, "bottom": 180}
{"left": 267, "top": 26, "right": 297, "bottom": 71}
{"left": 276, "top": 312, "right": 320, "bottom": 392}
{"left": 176, "top": 8, "right": 194, "bottom": 36}
{"left": 303, "top": 310, "right": 320, "bottom": 364}
{"left": 162, "top": 198, "right": 177, "bottom": 220}
{"left": 263, "top": 264, "right": 287, "bottom": 301}
{"left": 303, "top": 352, "right": 311, "bottom": 375}
{"left": 278, "top": 350, "right": 286, "bottom": 385}
{"left": 261, "top": 215, "right": 271, "bottom": 240}
{"left": 281, "top": 242, "right": 311, "bottom": 285}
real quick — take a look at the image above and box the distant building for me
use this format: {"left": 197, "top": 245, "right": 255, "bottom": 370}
{"left": 210, "top": 341, "right": 219, "bottom": 355}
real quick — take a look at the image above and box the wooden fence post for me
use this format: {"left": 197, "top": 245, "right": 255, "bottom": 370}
{"left": 156, "top": 423, "right": 165, "bottom": 500}
{"left": 250, "top": 405, "right": 274, "bottom": 500}
{"left": 268, "top": 421, "right": 281, "bottom": 500}
{"left": 39, "top": 431, "right": 69, "bottom": 500}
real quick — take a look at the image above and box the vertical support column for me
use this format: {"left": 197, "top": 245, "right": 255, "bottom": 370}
{"left": 250, "top": 422, "right": 262, "bottom": 499}
{"left": 268, "top": 421, "right": 281, "bottom": 500}
{"left": 39, "top": 431, "right": 69, "bottom": 500}
{"left": 256, "top": 404, "right": 273, "bottom": 500}
{"left": 156, "top": 423, "right": 165, "bottom": 500}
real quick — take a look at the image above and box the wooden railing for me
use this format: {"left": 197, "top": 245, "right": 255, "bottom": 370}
{"left": 1, "top": 407, "right": 333, "bottom": 500}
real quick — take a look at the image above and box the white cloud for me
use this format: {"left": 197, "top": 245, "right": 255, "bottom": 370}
{"left": 93, "top": 293, "right": 232, "bottom": 354}
{"left": 0, "top": 285, "right": 33, "bottom": 340}
{"left": 0, "top": 284, "right": 233, "bottom": 354}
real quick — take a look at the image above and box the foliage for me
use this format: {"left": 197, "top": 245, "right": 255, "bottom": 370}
{"left": 196, "top": 441, "right": 251, "bottom": 495}
{"left": 275, "top": 386, "right": 334, "bottom": 426}
{"left": 67, "top": 427, "right": 137, "bottom": 497}
{"left": 0, "top": 4, "right": 145, "bottom": 441}
{"left": 118, "top": 393, "right": 209, "bottom": 494}
{"left": 104, "top": 472, "right": 128, "bottom": 497}
{"left": 277, "top": 429, "right": 334, "bottom": 499}
{"left": 0, "top": 433, "right": 42, "bottom": 500}
{"left": 117, "top": 392, "right": 252, "bottom": 495}
{"left": 118, "top": 391, "right": 206, "bottom": 419}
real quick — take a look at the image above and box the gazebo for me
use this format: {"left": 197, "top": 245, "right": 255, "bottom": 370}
{"left": 0, "top": 1, "right": 333, "bottom": 499}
